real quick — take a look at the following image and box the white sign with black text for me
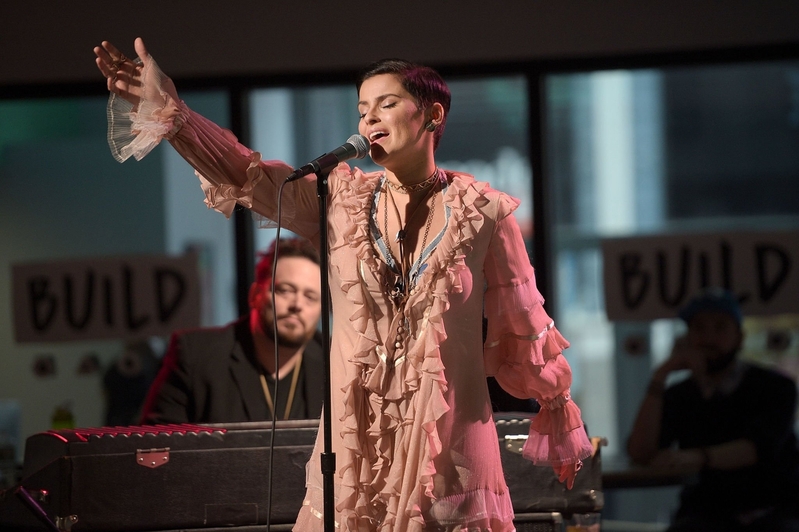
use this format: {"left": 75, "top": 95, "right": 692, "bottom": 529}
{"left": 13, "top": 253, "right": 201, "bottom": 343}
{"left": 602, "top": 230, "right": 798, "bottom": 321}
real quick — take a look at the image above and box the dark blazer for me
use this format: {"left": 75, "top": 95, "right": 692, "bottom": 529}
{"left": 140, "top": 317, "right": 325, "bottom": 424}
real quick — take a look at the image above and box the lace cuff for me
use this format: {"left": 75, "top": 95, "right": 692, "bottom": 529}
{"left": 522, "top": 397, "right": 593, "bottom": 466}
{"left": 106, "top": 57, "right": 186, "bottom": 162}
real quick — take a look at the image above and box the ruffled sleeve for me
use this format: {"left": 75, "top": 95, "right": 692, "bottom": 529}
{"left": 107, "top": 57, "right": 183, "bottom": 163}
{"left": 105, "top": 54, "right": 322, "bottom": 240}
{"left": 483, "top": 197, "right": 592, "bottom": 468}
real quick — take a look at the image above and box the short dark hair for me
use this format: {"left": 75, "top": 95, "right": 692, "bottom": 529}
{"left": 356, "top": 58, "right": 451, "bottom": 150}
{"left": 254, "top": 237, "right": 319, "bottom": 286}
{"left": 679, "top": 288, "right": 743, "bottom": 327}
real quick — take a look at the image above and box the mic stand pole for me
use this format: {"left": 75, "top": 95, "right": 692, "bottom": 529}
{"left": 315, "top": 166, "right": 336, "bottom": 532}
{"left": 14, "top": 486, "right": 60, "bottom": 532}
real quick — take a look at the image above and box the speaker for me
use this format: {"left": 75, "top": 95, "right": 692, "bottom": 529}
{"left": 514, "top": 511, "right": 564, "bottom": 532}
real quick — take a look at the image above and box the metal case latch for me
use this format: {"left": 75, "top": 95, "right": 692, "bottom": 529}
{"left": 136, "top": 447, "right": 170, "bottom": 468}
{"left": 504, "top": 434, "right": 528, "bottom": 455}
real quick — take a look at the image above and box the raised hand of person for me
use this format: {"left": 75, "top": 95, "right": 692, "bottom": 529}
{"left": 93, "top": 38, "right": 178, "bottom": 111}
{"left": 657, "top": 335, "right": 712, "bottom": 398}
{"left": 93, "top": 38, "right": 182, "bottom": 162}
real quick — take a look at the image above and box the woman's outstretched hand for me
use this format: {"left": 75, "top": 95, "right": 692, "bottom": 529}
{"left": 93, "top": 38, "right": 182, "bottom": 162}
{"left": 94, "top": 38, "right": 149, "bottom": 106}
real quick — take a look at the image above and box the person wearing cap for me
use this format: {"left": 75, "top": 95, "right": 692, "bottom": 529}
{"left": 627, "top": 288, "right": 799, "bottom": 531}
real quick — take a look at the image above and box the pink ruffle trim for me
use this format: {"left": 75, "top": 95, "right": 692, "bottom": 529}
{"left": 295, "top": 486, "right": 515, "bottom": 532}
{"left": 106, "top": 56, "right": 185, "bottom": 163}
{"left": 322, "top": 171, "right": 506, "bottom": 530}
{"left": 195, "top": 151, "right": 264, "bottom": 219}
{"left": 481, "top": 252, "right": 592, "bottom": 468}
{"left": 484, "top": 299, "right": 570, "bottom": 371}
{"left": 427, "top": 487, "right": 515, "bottom": 528}
{"left": 522, "top": 400, "right": 593, "bottom": 466}
{"left": 484, "top": 274, "right": 543, "bottom": 317}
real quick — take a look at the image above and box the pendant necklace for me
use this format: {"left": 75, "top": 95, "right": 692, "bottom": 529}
{"left": 382, "top": 170, "right": 440, "bottom": 350}
{"left": 259, "top": 353, "right": 303, "bottom": 420}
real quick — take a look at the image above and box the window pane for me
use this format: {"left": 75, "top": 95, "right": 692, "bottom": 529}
{"left": 546, "top": 60, "right": 799, "bottom": 523}
{"left": 0, "top": 91, "right": 231, "bottom": 451}
{"left": 1, "top": 95, "right": 158, "bottom": 452}
{"left": 439, "top": 77, "right": 532, "bottom": 242}
{"left": 163, "top": 91, "right": 236, "bottom": 327}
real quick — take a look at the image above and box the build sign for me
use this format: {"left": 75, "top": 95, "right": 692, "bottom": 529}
{"left": 13, "top": 253, "right": 200, "bottom": 343}
{"left": 602, "top": 230, "right": 798, "bottom": 321}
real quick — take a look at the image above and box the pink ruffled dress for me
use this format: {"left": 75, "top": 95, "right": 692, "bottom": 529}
{"left": 109, "top": 57, "right": 593, "bottom": 532}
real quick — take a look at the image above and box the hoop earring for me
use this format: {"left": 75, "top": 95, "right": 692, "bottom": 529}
{"left": 425, "top": 121, "right": 437, "bottom": 132}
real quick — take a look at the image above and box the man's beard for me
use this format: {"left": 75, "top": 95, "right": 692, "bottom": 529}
{"left": 262, "top": 314, "right": 308, "bottom": 348}
{"left": 705, "top": 347, "right": 739, "bottom": 375}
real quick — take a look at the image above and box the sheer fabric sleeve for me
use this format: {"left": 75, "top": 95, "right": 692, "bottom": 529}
{"left": 483, "top": 197, "right": 593, "bottom": 468}
{"left": 105, "top": 55, "right": 322, "bottom": 240}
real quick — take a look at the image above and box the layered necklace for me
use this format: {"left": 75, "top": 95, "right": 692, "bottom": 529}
{"left": 381, "top": 169, "right": 441, "bottom": 349}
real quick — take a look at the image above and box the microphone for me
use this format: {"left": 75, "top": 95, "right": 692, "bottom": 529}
{"left": 284, "top": 134, "right": 370, "bottom": 182}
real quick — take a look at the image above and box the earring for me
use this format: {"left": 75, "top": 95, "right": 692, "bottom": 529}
{"left": 425, "top": 121, "right": 437, "bottom": 132}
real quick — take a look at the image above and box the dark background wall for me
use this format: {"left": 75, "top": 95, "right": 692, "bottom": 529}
{"left": 2, "top": 1, "right": 798, "bottom": 88}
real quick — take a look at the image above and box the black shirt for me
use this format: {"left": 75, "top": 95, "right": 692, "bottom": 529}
{"left": 660, "top": 363, "right": 799, "bottom": 512}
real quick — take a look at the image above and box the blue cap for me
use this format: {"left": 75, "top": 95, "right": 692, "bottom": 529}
{"left": 679, "top": 288, "right": 742, "bottom": 326}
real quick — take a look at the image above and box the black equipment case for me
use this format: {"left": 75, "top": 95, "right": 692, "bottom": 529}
{"left": 0, "top": 421, "right": 317, "bottom": 532}
{"left": 495, "top": 413, "right": 603, "bottom": 515}
{"left": 1, "top": 415, "right": 602, "bottom": 531}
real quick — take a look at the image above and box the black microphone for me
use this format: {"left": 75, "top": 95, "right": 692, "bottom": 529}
{"left": 284, "top": 134, "right": 370, "bottom": 182}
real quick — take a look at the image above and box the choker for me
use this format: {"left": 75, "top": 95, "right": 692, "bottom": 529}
{"left": 385, "top": 168, "right": 440, "bottom": 194}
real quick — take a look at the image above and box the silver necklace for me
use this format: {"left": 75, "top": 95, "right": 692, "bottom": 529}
{"left": 382, "top": 179, "right": 438, "bottom": 304}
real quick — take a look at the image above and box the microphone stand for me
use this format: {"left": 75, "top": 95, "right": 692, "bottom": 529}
{"left": 14, "top": 486, "right": 60, "bottom": 532}
{"left": 314, "top": 166, "right": 336, "bottom": 532}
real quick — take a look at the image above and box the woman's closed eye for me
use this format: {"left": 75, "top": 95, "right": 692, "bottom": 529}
{"left": 358, "top": 100, "right": 398, "bottom": 119}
